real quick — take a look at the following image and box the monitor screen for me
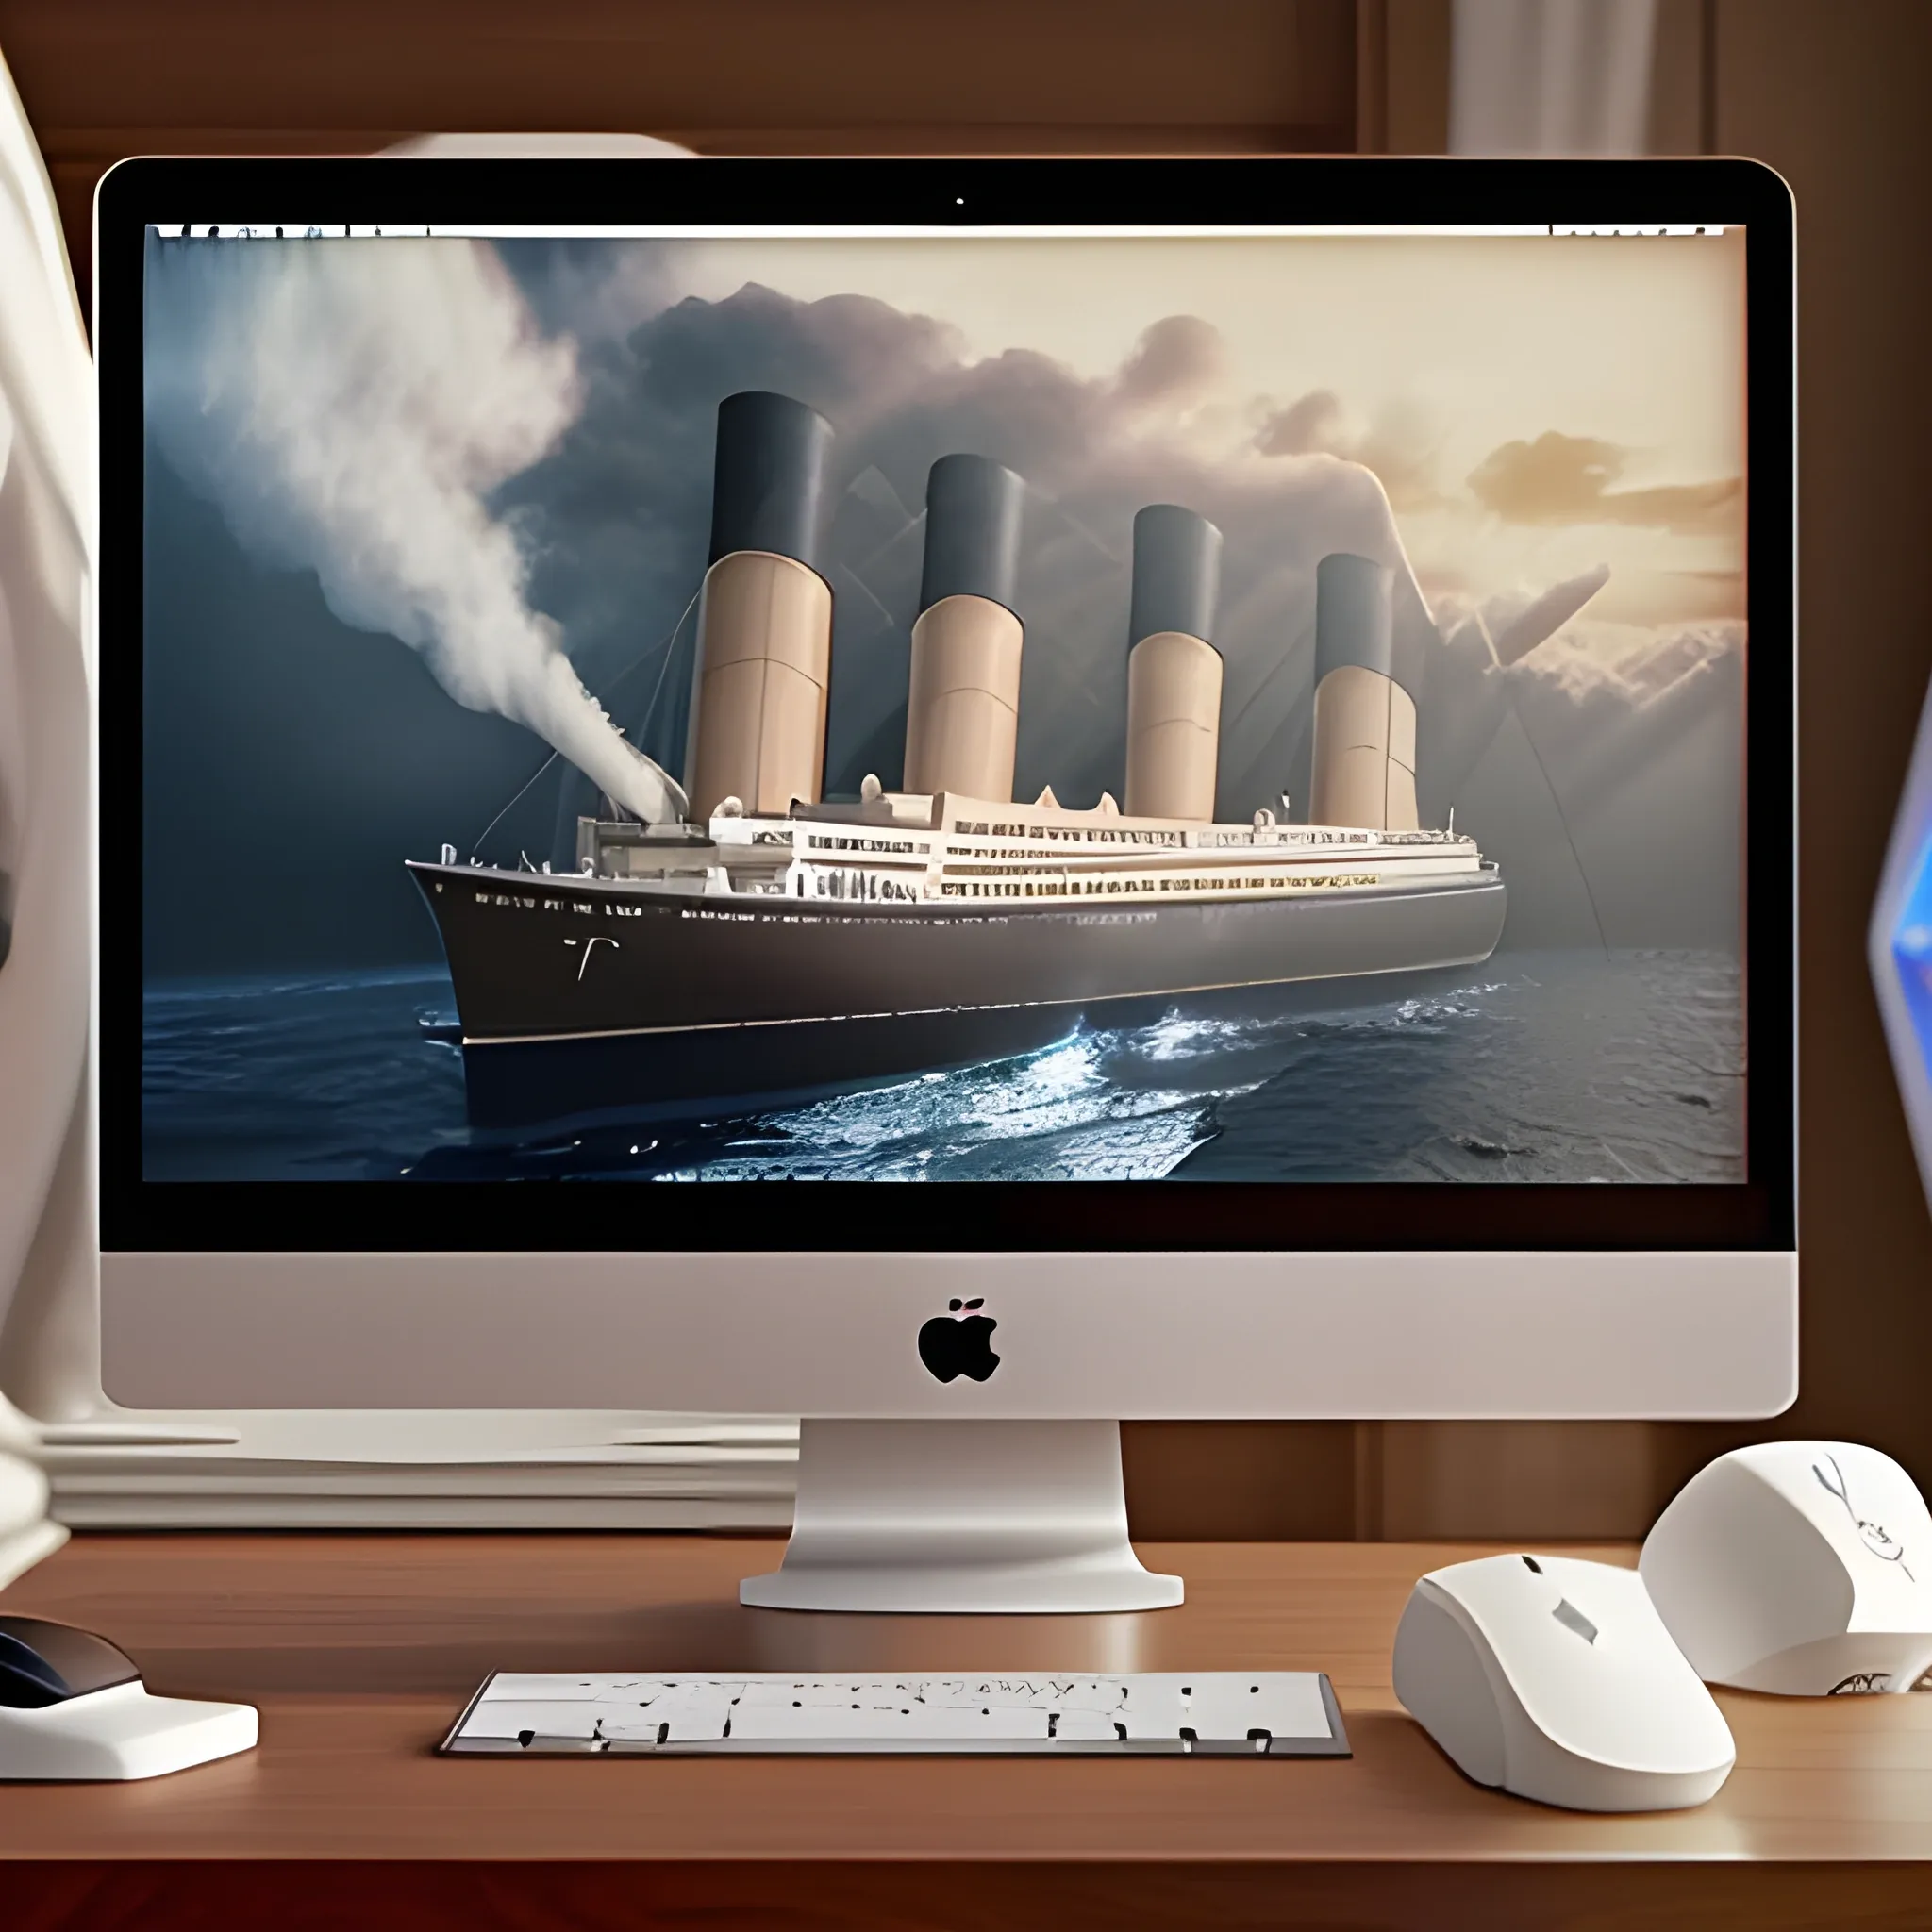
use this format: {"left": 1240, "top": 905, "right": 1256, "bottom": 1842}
{"left": 105, "top": 161, "right": 1790, "bottom": 1255}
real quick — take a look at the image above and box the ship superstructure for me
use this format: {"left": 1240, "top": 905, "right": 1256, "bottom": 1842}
{"left": 571, "top": 788, "right": 1484, "bottom": 911}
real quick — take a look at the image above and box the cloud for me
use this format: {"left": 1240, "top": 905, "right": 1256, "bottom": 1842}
{"left": 495, "top": 236, "right": 679, "bottom": 345}
{"left": 1468, "top": 430, "right": 1742, "bottom": 536}
{"left": 1487, "top": 564, "right": 1612, "bottom": 666}
{"left": 1109, "top": 314, "right": 1227, "bottom": 409}
{"left": 1587, "top": 568, "right": 1746, "bottom": 626}
{"left": 1253, "top": 388, "right": 1445, "bottom": 512}
{"left": 144, "top": 234, "right": 685, "bottom": 824}
{"left": 1254, "top": 389, "right": 1342, "bottom": 457}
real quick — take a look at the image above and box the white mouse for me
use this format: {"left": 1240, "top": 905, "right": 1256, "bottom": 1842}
{"left": 1392, "top": 1553, "right": 1735, "bottom": 1812}
{"left": 1641, "top": 1441, "right": 1932, "bottom": 1694}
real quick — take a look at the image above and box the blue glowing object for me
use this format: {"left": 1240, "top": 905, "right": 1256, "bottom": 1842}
{"left": 1890, "top": 836, "right": 1932, "bottom": 1088}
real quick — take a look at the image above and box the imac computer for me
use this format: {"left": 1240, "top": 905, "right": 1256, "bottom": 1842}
{"left": 100, "top": 158, "right": 1796, "bottom": 1611}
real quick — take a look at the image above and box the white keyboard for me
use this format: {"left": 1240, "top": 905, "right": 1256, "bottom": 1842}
{"left": 442, "top": 1671, "right": 1348, "bottom": 1757}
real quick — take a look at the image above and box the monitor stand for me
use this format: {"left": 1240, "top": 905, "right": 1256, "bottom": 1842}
{"left": 739, "top": 1420, "right": 1184, "bottom": 1613}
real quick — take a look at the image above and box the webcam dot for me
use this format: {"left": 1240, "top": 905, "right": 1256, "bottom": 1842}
{"left": 955, "top": 197, "right": 965, "bottom": 206}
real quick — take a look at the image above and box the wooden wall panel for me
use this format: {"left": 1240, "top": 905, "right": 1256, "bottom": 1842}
{"left": 1374, "top": 1422, "right": 1664, "bottom": 1542}
{"left": 1382, "top": 0, "right": 1451, "bottom": 154}
{"left": 2, "top": 0, "right": 1355, "bottom": 139}
{"left": 1122, "top": 1423, "right": 1358, "bottom": 1541}
{"left": 1350, "top": 0, "right": 1449, "bottom": 155}
{"left": 0, "top": 0, "right": 1358, "bottom": 308}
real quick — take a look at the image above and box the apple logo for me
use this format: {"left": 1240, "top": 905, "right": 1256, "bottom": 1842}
{"left": 917, "top": 1298, "right": 1000, "bottom": 1384}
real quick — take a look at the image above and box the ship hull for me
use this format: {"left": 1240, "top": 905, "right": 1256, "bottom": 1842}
{"left": 409, "top": 861, "right": 1507, "bottom": 1128}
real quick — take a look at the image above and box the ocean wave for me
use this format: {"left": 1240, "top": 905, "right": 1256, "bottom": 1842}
{"left": 140, "top": 949, "right": 1744, "bottom": 1185}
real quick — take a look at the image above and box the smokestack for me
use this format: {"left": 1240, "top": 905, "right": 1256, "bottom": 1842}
{"left": 684, "top": 391, "right": 835, "bottom": 820}
{"left": 1124, "top": 504, "right": 1224, "bottom": 822}
{"left": 903, "top": 454, "right": 1025, "bottom": 802}
{"left": 1308, "top": 553, "right": 1420, "bottom": 831}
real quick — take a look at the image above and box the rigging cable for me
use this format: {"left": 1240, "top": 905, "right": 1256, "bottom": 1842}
{"left": 469, "top": 586, "right": 701, "bottom": 857}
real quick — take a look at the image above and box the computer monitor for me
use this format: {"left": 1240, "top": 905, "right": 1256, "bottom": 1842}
{"left": 100, "top": 158, "right": 1795, "bottom": 1611}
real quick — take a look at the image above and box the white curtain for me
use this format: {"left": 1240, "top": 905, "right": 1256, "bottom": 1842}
{"left": 0, "top": 42, "right": 91, "bottom": 1586}
{"left": 1450, "top": 0, "right": 1659, "bottom": 156}
{"left": 0, "top": 113, "right": 720, "bottom": 1547}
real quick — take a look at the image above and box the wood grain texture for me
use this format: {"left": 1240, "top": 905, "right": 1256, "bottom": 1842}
{"left": 0, "top": 0, "right": 1354, "bottom": 134}
{"left": 1380, "top": 0, "right": 1451, "bottom": 154}
{"left": 0, "top": 0, "right": 1357, "bottom": 314}
{"left": 0, "top": 1529, "right": 1927, "bottom": 1898}
{"left": 14, "top": 1861, "right": 1932, "bottom": 1932}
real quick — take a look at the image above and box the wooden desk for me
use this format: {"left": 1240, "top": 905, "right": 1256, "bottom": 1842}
{"left": 4, "top": 1535, "right": 1930, "bottom": 1928}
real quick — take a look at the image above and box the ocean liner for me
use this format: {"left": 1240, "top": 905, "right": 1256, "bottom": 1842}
{"left": 410, "top": 392, "right": 1508, "bottom": 1127}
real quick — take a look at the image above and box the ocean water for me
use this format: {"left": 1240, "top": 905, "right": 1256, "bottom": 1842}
{"left": 141, "top": 949, "right": 1745, "bottom": 1184}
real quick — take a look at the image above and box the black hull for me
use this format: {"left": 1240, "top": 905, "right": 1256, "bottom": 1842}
{"left": 449, "top": 968, "right": 1496, "bottom": 1133}
{"left": 408, "top": 861, "right": 1507, "bottom": 1128}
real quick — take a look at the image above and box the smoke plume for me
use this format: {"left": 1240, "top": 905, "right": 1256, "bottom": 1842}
{"left": 143, "top": 235, "right": 684, "bottom": 824}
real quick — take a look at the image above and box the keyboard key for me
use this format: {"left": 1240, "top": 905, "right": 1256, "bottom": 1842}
{"left": 1184, "top": 1674, "right": 1332, "bottom": 1746}
{"left": 1050, "top": 1709, "right": 1122, "bottom": 1740}
{"left": 481, "top": 1675, "right": 608, "bottom": 1702}
{"left": 600, "top": 1699, "right": 733, "bottom": 1743}
{"left": 461, "top": 1701, "right": 603, "bottom": 1741}
{"left": 1116, "top": 1676, "right": 1188, "bottom": 1740}
{"left": 1052, "top": 1679, "right": 1131, "bottom": 1714}
{"left": 915, "top": 1677, "right": 1068, "bottom": 1710}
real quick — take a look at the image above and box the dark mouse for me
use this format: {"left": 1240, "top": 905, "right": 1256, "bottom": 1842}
{"left": 0, "top": 1614, "right": 255, "bottom": 1780}
{"left": 0, "top": 1617, "right": 142, "bottom": 1709}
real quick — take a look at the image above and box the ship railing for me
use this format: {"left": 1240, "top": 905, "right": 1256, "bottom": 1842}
{"left": 929, "top": 840, "right": 1478, "bottom": 875}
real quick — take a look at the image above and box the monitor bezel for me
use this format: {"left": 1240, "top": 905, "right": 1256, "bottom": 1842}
{"left": 99, "top": 156, "right": 1796, "bottom": 1257}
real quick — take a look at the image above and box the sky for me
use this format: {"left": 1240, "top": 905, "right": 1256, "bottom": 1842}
{"left": 635, "top": 229, "right": 1748, "bottom": 625}
{"left": 141, "top": 225, "right": 1749, "bottom": 974}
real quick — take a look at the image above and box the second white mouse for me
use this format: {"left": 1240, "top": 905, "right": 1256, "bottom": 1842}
{"left": 1641, "top": 1441, "right": 1932, "bottom": 1694}
{"left": 1392, "top": 1553, "right": 1735, "bottom": 1812}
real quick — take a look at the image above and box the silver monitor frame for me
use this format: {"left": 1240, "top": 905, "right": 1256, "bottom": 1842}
{"left": 103, "top": 1250, "right": 1795, "bottom": 1420}
{"left": 95, "top": 157, "right": 1798, "bottom": 1609}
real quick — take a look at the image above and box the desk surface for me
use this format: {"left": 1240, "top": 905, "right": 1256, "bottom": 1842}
{"left": 5, "top": 1535, "right": 1931, "bottom": 1925}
